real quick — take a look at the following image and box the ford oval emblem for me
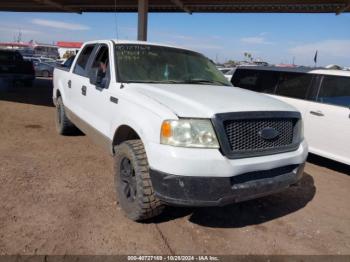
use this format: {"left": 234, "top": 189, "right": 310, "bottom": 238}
{"left": 258, "top": 127, "right": 280, "bottom": 140}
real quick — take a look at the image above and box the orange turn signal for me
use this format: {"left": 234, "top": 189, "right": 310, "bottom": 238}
{"left": 161, "top": 121, "right": 172, "bottom": 138}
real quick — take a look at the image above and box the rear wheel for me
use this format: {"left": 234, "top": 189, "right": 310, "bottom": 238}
{"left": 55, "top": 96, "right": 77, "bottom": 135}
{"left": 114, "top": 140, "right": 164, "bottom": 221}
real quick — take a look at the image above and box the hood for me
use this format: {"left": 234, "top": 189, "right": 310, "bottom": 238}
{"left": 129, "top": 83, "right": 297, "bottom": 118}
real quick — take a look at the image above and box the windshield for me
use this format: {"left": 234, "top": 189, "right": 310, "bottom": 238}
{"left": 115, "top": 44, "right": 231, "bottom": 86}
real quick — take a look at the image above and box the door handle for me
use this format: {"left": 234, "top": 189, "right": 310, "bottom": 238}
{"left": 110, "top": 96, "right": 118, "bottom": 104}
{"left": 68, "top": 80, "right": 71, "bottom": 88}
{"left": 81, "top": 85, "right": 87, "bottom": 96}
{"left": 310, "top": 110, "right": 324, "bottom": 117}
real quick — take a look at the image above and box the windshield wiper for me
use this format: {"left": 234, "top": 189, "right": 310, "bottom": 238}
{"left": 123, "top": 79, "right": 231, "bottom": 86}
{"left": 183, "top": 79, "right": 231, "bottom": 86}
{"left": 124, "top": 80, "right": 183, "bottom": 84}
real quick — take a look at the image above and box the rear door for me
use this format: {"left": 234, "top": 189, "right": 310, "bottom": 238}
{"left": 68, "top": 44, "right": 96, "bottom": 117}
{"left": 79, "top": 43, "right": 113, "bottom": 137}
{"left": 271, "top": 72, "right": 318, "bottom": 155}
{"left": 272, "top": 72, "right": 315, "bottom": 117}
{"left": 305, "top": 75, "right": 350, "bottom": 164}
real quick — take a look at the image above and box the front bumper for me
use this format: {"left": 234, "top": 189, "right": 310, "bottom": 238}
{"left": 150, "top": 163, "right": 305, "bottom": 207}
{"left": 146, "top": 140, "right": 308, "bottom": 178}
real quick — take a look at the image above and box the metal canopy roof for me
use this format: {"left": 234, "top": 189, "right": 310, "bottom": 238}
{"left": 1, "top": 0, "right": 350, "bottom": 14}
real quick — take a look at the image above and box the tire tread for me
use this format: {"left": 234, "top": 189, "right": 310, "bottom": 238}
{"left": 114, "top": 140, "right": 164, "bottom": 221}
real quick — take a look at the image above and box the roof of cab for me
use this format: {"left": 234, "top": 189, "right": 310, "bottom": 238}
{"left": 82, "top": 39, "right": 194, "bottom": 53}
{"left": 237, "top": 65, "right": 350, "bottom": 77}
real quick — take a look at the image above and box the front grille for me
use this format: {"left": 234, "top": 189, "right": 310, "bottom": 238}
{"left": 213, "top": 111, "right": 301, "bottom": 159}
{"left": 224, "top": 118, "right": 295, "bottom": 152}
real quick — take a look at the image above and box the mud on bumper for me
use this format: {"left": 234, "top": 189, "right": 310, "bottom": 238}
{"left": 150, "top": 164, "right": 305, "bottom": 207}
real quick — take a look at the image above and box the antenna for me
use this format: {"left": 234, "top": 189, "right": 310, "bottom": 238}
{"left": 114, "top": 0, "right": 119, "bottom": 41}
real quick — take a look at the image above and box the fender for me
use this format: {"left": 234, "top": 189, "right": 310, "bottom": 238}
{"left": 110, "top": 111, "right": 164, "bottom": 158}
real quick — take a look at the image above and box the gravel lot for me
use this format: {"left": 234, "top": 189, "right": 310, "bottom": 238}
{"left": 0, "top": 78, "right": 349, "bottom": 255}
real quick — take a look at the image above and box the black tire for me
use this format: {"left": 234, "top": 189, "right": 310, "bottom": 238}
{"left": 55, "top": 96, "right": 77, "bottom": 135}
{"left": 114, "top": 140, "right": 164, "bottom": 221}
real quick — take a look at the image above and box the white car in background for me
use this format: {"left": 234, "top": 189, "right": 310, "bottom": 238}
{"left": 223, "top": 68, "right": 237, "bottom": 81}
{"left": 231, "top": 66, "right": 350, "bottom": 165}
{"left": 218, "top": 67, "right": 236, "bottom": 81}
{"left": 218, "top": 67, "right": 233, "bottom": 74}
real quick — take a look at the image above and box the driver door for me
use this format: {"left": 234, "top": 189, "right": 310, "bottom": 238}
{"left": 79, "top": 43, "right": 113, "bottom": 139}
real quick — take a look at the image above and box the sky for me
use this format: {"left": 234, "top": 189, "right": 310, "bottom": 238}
{"left": 0, "top": 11, "right": 350, "bottom": 66}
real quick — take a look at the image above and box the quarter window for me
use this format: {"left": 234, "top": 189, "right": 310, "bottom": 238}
{"left": 73, "top": 45, "right": 95, "bottom": 77}
{"left": 317, "top": 75, "right": 350, "bottom": 107}
{"left": 231, "top": 69, "right": 278, "bottom": 94}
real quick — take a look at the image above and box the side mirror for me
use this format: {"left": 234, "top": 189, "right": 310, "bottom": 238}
{"left": 89, "top": 68, "right": 104, "bottom": 87}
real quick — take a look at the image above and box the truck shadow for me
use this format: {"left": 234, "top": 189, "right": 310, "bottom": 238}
{"left": 0, "top": 78, "right": 54, "bottom": 107}
{"left": 307, "top": 154, "right": 350, "bottom": 175}
{"left": 150, "top": 173, "right": 315, "bottom": 228}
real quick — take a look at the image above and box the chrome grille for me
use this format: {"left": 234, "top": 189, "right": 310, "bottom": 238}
{"left": 223, "top": 118, "right": 296, "bottom": 154}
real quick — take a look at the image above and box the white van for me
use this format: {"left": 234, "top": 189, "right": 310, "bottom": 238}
{"left": 232, "top": 66, "right": 350, "bottom": 165}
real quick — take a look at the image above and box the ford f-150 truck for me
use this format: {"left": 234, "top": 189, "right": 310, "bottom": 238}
{"left": 53, "top": 40, "right": 308, "bottom": 221}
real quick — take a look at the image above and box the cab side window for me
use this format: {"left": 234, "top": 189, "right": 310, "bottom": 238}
{"left": 88, "top": 45, "right": 110, "bottom": 88}
{"left": 275, "top": 73, "right": 313, "bottom": 99}
{"left": 73, "top": 45, "right": 95, "bottom": 77}
{"left": 317, "top": 76, "right": 350, "bottom": 107}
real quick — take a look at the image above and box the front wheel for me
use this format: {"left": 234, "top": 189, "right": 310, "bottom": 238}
{"left": 114, "top": 140, "right": 164, "bottom": 221}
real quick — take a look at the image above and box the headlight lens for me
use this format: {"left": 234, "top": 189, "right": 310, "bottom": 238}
{"left": 160, "top": 119, "right": 219, "bottom": 148}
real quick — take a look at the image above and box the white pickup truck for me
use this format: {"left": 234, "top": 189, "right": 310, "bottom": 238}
{"left": 53, "top": 40, "right": 308, "bottom": 221}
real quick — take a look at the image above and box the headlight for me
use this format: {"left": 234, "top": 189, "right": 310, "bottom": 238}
{"left": 160, "top": 119, "right": 219, "bottom": 148}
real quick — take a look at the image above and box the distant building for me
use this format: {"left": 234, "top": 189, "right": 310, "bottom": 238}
{"left": 0, "top": 41, "right": 59, "bottom": 59}
{"left": 28, "top": 41, "right": 59, "bottom": 59}
{"left": 0, "top": 42, "right": 30, "bottom": 49}
{"left": 56, "top": 41, "right": 83, "bottom": 59}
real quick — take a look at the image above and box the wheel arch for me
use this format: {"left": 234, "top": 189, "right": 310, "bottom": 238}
{"left": 112, "top": 125, "right": 141, "bottom": 154}
{"left": 56, "top": 89, "right": 62, "bottom": 98}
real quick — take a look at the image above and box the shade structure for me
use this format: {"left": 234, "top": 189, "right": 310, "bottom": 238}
{"left": 1, "top": 0, "right": 349, "bottom": 14}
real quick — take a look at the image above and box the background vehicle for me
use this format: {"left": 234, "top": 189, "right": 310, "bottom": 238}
{"left": 60, "top": 55, "right": 75, "bottom": 69}
{"left": 218, "top": 67, "right": 236, "bottom": 81}
{"left": 18, "top": 44, "right": 59, "bottom": 60}
{"left": 23, "top": 56, "right": 41, "bottom": 64}
{"left": 34, "top": 61, "right": 55, "bottom": 77}
{"left": 218, "top": 67, "right": 234, "bottom": 74}
{"left": 231, "top": 66, "right": 350, "bottom": 165}
{"left": 0, "top": 49, "right": 35, "bottom": 86}
{"left": 24, "top": 56, "right": 56, "bottom": 64}
{"left": 53, "top": 40, "right": 307, "bottom": 221}
{"left": 223, "top": 68, "right": 237, "bottom": 81}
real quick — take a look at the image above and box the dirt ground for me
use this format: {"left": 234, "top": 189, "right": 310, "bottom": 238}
{"left": 0, "top": 78, "right": 349, "bottom": 255}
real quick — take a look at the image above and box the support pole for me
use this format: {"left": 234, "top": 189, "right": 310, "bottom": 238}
{"left": 137, "top": 0, "right": 148, "bottom": 41}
